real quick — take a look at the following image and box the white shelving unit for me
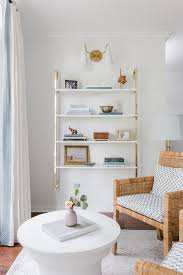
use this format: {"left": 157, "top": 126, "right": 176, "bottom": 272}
{"left": 53, "top": 71, "right": 139, "bottom": 190}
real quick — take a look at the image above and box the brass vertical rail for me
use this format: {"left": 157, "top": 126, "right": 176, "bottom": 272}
{"left": 54, "top": 71, "right": 59, "bottom": 190}
{"left": 133, "top": 68, "right": 138, "bottom": 177}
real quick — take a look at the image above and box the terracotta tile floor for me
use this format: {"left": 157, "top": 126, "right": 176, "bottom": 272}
{"left": 0, "top": 245, "right": 22, "bottom": 275}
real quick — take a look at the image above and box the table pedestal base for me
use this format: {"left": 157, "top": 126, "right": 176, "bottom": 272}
{"left": 29, "top": 248, "right": 110, "bottom": 275}
{"left": 38, "top": 262, "right": 102, "bottom": 275}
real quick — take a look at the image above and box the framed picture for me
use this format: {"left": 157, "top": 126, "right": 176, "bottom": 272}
{"left": 65, "top": 80, "right": 78, "bottom": 89}
{"left": 64, "top": 145, "right": 89, "bottom": 165}
{"left": 116, "top": 129, "right": 131, "bottom": 140}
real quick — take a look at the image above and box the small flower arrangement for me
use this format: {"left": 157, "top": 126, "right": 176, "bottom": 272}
{"left": 65, "top": 184, "right": 88, "bottom": 210}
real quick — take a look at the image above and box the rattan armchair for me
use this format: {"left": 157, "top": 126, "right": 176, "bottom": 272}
{"left": 113, "top": 151, "right": 183, "bottom": 257}
{"left": 134, "top": 210, "right": 183, "bottom": 275}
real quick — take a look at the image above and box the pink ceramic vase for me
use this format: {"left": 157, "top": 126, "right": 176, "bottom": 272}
{"left": 65, "top": 208, "right": 77, "bottom": 227}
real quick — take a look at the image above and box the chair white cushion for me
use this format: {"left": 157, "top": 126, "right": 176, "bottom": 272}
{"left": 151, "top": 164, "right": 183, "bottom": 197}
{"left": 162, "top": 242, "right": 183, "bottom": 272}
{"left": 117, "top": 193, "right": 163, "bottom": 222}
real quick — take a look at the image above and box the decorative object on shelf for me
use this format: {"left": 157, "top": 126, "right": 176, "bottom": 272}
{"left": 64, "top": 145, "right": 89, "bottom": 165}
{"left": 116, "top": 129, "right": 131, "bottom": 140}
{"left": 118, "top": 68, "right": 127, "bottom": 88}
{"left": 66, "top": 104, "right": 91, "bottom": 115}
{"left": 93, "top": 132, "right": 109, "bottom": 141}
{"left": 69, "top": 126, "right": 78, "bottom": 136}
{"left": 81, "top": 43, "right": 113, "bottom": 63}
{"left": 65, "top": 80, "right": 78, "bottom": 89}
{"left": 54, "top": 70, "right": 59, "bottom": 90}
{"left": 100, "top": 105, "right": 114, "bottom": 113}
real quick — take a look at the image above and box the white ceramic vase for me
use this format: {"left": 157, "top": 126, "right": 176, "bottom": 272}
{"left": 65, "top": 208, "right": 77, "bottom": 227}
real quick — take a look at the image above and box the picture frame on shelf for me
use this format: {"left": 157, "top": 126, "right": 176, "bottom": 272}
{"left": 65, "top": 80, "right": 78, "bottom": 89}
{"left": 64, "top": 145, "right": 89, "bottom": 165}
{"left": 116, "top": 129, "right": 131, "bottom": 140}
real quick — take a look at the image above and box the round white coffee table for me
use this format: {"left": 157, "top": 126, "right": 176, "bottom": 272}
{"left": 18, "top": 210, "right": 120, "bottom": 275}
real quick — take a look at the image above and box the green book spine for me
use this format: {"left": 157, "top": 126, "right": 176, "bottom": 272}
{"left": 104, "top": 162, "right": 128, "bottom": 166}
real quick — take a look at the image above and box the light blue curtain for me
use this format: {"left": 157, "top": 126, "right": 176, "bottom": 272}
{"left": 1, "top": 0, "right": 12, "bottom": 245}
{"left": 1, "top": 0, "right": 31, "bottom": 246}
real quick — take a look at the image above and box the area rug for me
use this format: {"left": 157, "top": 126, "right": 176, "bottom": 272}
{"left": 7, "top": 230, "right": 164, "bottom": 275}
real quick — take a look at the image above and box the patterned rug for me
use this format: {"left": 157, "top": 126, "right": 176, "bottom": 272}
{"left": 7, "top": 230, "right": 164, "bottom": 275}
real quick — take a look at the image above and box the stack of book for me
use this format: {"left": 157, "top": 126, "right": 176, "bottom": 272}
{"left": 66, "top": 105, "right": 91, "bottom": 115}
{"left": 42, "top": 215, "right": 98, "bottom": 242}
{"left": 104, "top": 157, "right": 128, "bottom": 166}
{"left": 63, "top": 134, "right": 87, "bottom": 141}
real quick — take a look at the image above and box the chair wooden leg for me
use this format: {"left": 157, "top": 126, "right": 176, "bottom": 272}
{"left": 112, "top": 207, "right": 120, "bottom": 255}
{"left": 163, "top": 229, "right": 173, "bottom": 257}
{"left": 156, "top": 229, "right": 163, "bottom": 240}
{"left": 112, "top": 242, "right": 118, "bottom": 255}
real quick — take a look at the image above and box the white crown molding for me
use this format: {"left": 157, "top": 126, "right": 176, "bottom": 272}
{"left": 166, "top": 65, "right": 183, "bottom": 72}
{"left": 48, "top": 32, "right": 171, "bottom": 40}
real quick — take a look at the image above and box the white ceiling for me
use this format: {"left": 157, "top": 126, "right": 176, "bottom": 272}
{"left": 17, "top": 0, "right": 183, "bottom": 68}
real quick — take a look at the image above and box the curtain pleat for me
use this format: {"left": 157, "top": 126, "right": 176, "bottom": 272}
{"left": 1, "top": 0, "right": 12, "bottom": 246}
{"left": 1, "top": 0, "right": 31, "bottom": 246}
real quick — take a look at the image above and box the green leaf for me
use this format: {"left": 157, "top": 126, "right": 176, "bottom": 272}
{"left": 74, "top": 184, "right": 80, "bottom": 196}
{"left": 76, "top": 201, "right": 81, "bottom": 207}
{"left": 80, "top": 195, "right": 87, "bottom": 202}
{"left": 75, "top": 189, "right": 79, "bottom": 197}
{"left": 81, "top": 202, "right": 88, "bottom": 209}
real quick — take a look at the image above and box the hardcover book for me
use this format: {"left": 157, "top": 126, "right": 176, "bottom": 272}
{"left": 42, "top": 215, "right": 98, "bottom": 242}
{"left": 104, "top": 157, "right": 124, "bottom": 162}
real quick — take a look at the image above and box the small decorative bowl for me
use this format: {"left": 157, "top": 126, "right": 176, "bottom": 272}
{"left": 100, "top": 106, "right": 114, "bottom": 113}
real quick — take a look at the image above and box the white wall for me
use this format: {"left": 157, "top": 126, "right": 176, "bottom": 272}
{"left": 166, "top": 70, "right": 183, "bottom": 151}
{"left": 24, "top": 34, "right": 167, "bottom": 212}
